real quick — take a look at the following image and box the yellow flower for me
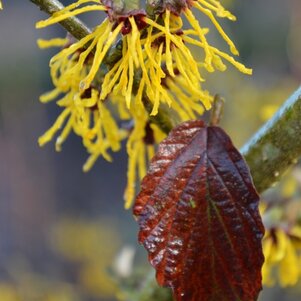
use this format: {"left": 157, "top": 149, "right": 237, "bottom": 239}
{"left": 38, "top": 37, "right": 164, "bottom": 207}
{"left": 124, "top": 102, "right": 166, "bottom": 208}
{"left": 138, "top": 11, "right": 212, "bottom": 116}
{"left": 37, "top": 2, "right": 148, "bottom": 110}
{"left": 262, "top": 227, "right": 301, "bottom": 287}
{"left": 165, "top": 75, "right": 208, "bottom": 120}
{"left": 260, "top": 104, "right": 279, "bottom": 121}
{"left": 0, "top": 283, "right": 20, "bottom": 301}
{"left": 36, "top": 0, "right": 250, "bottom": 115}
{"left": 37, "top": 36, "right": 126, "bottom": 168}
{"left": 144, "top": 5, "right": 251, "bottom": 75}
{"left": 36, "top": 0, "right": 252, "bottom": 207}
{"left": 0, "top": 1, "right": 3, "bottom": 10}
{"left": 38, "top": 85, "right": 126, "bottom": 168}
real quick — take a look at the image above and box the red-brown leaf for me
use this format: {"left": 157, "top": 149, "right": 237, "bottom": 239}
{"left": 133, "top": 120, "right": 264, "bottom": 301}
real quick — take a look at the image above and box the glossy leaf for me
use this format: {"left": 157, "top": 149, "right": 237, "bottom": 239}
{"left": 133, "top": 120, "right": 264, "bottom": 301}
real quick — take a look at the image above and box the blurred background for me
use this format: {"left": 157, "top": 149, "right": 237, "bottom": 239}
{"left": 0, "top": 0, "right": 300, "bottom": 300}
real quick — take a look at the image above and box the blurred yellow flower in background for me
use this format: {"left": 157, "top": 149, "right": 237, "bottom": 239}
{"left": 262, "top": 227, "right": 301, "bottom": 287}
{"left": 51, "top": 218, "right": 122, "bottom": 298}
{"left": 0, "top": 217, "right": 123, "bottom": 301}
{"left": 0, "top": 283, "right": 20, "bottom": 301}
{"left": 259, "top": 162, "right": 301, "bottom": 289}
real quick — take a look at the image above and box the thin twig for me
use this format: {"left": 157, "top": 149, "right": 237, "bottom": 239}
{"left": 30, "top": 0, "right": 91, "bottom": 39}
{"left": 209, "top": 94, "right": 225, "bottom": 126}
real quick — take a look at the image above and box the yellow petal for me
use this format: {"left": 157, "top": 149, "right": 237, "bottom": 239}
{"left": 279, "top": 238, "right": 299, "bottom": 287}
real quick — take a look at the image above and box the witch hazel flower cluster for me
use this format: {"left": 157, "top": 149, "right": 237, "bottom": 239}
{"left": 36, "top": 0, "right": 251, "bottom": 207}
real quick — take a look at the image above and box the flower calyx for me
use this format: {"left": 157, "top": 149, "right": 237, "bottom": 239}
{"left": 146, "top": 0, "right": 188, "bottom": 16}
{"left": 103, "top": 0, "right": 147, "bottom": 34}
